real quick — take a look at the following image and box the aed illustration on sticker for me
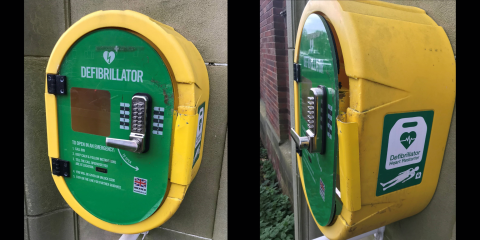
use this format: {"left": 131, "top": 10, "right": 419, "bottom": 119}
{"left": 376, "top": 111, "right": 434, "bottom": 196}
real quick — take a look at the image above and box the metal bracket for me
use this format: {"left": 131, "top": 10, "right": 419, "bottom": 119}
{"left": 280, "top": 9, "right": 287, "bottom": 26}
{"left": 47, "top": 74, "right": 67, "bottom": 95}
{"left": 51, "top": 158, "right": 70, "bottom": 177}
{"left": 312, "top": 226, "right": 385, "bottom": 240}
{"left": 293, "top": 63, "right": 301, "bottom": 82}
{"left": 119, "top": 231, "right": 149, "bottom": 240}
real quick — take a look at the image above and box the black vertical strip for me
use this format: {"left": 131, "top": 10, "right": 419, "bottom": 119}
{"left": 228, "top": 0, "right": 259, "bottom": 237}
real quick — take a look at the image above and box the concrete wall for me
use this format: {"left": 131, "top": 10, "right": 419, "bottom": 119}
{"left": 281, "top": 1, "right": 456, "bottom": 239}
{"left": 24, "top": 1, "right": 227, "bottom": 239}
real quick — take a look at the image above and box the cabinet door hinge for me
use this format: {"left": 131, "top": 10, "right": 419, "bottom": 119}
{"left": 51, "top": 158, "right": 70, "bottom": 177}
{"left": 47, "top": 74, "right": 67, "bottom": 95}
{"left": 293, "top": 63, "right": 301, "bottom": 82}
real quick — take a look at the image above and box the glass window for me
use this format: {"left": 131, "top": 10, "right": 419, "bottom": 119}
{"left": 71, "top": 87, "right": 111, "bottom": 137}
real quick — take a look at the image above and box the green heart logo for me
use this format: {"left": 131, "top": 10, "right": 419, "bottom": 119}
{"left": 400, "top": 131, "right": 416, "bottom": 149}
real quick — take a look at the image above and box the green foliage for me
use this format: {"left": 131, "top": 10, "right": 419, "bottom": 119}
{"left": 260, "top": 156, "right": 294, "bottom": 240}
{"left": 260, "top": 140, "right": 268, "bottom": 159}
{"left": 261, "top": 157, "right": 277, "bottom": 184}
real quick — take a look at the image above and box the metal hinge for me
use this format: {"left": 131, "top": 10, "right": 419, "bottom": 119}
{"left": 47, "top": 74, "right": 67, "bottom": 95}
{"left": 51, "top": 158, "right": 70, "bottom": 177}
{"left": 293, "top": 63, "right": 301, "bottom": 82}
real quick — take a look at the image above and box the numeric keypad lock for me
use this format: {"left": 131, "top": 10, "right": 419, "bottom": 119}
{"left": 291, "top": 85, "right": 327, "bottom": 154}
{"left": 106, "top": 93, "right": 151, "bottom": 153}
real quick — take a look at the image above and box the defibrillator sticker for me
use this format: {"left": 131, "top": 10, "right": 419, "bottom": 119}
{"left": 133, "top": 177, "right": 147, "bottom": 195}
{"left": 376, "top": 111, "right": 434, "bottom": 196}
{"left": 192, "top": 102, "right": 205, "bottom": 168}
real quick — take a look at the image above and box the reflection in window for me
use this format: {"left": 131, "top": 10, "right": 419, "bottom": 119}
{"left": 71, "top": 87, "right": 111, "bottom": 137}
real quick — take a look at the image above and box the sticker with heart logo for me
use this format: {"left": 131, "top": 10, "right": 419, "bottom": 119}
{"left": 400, "top": 131, "right": 416, "bottom": 149}
{"left": 103, "top": 51, "right": 115, "bottom": 64}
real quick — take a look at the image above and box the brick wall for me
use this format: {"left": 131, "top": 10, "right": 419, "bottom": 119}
{"left": 260, "top": 0, "right": 289, "bottom": 142}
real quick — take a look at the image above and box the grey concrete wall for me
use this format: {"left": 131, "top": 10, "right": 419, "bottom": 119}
{"left": 24, "top": 1, "right": 227, "bottom": 239}
{"left": 283, "top": 1, "right": 456, "bottom": 240}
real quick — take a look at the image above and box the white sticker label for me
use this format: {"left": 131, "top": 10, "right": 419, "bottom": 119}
{"left": 194, "top": 107, "right": 205, "bottom": 159}
{"left": 319, "top": 177, "right": 326, "bottom": 202}
{"left": 133, "top": 177, "right": 147, "bottom": 195}
{"left": 385, "top": 117, "right": 427, "bottom": 170}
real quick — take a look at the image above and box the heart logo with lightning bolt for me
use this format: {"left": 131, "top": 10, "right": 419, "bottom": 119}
{"left": 103, "top": 51, "right": 115, "bottom": 64}
{"left": 400, "top": 131, "right": 416, "bottom": 149}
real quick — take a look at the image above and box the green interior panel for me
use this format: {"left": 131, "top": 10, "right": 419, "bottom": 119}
{"left": 56, "top": 28, "right": 174, "bottom": 225}
{"left": 298, "top": 14, "right": 340, "bottom": 226}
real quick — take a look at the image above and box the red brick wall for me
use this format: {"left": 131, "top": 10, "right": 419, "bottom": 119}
{"left": 260, "top": 0, "right": 290, "bottom": 142}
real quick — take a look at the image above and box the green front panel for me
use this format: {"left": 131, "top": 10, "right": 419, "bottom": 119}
{"left": 56, "top": 29, "right": 174, "bottom": 225}
{"left": 298, "top": 14, "right": 339, "bottom": 226}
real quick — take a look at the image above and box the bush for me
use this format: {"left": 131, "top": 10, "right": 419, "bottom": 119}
{"left": 260, "top": 140, "right": 269, "bottom": 159}
{"left": 260, "top": 156, "right": 294, "bottom": 240}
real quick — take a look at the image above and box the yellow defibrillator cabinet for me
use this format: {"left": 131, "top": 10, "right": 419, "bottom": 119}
{"left": 44, "top": 10, "right": 209, "bottom": 234}
{"left": 290, "top": 1, "right": 455, "bottom": 239}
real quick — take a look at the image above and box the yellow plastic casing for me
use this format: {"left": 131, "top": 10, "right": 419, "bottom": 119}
{"left": 44, "top": 10, "right": 209, "bottom": 234}
{"left": 293, "top": 1, "right": 455, "bottom": 239}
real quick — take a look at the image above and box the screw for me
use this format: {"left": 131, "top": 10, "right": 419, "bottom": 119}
{"left": 60, "top": 78, "right": 64, "bottom": 82}
{"left": 60, "top": 89, "right": 65, "bottom": 94}
{"left": 64, "top": 172, "right": 68, "bottom": 177}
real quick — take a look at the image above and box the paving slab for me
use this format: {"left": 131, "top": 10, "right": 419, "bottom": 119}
{"left": 24, "top": 0, "right": 66, "bottom": 56}
{"left": 24, "top": 57, "right": 69, "bottom": 215}
{"left": 27, "top": 208, "right": 75, "bottom": 240}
